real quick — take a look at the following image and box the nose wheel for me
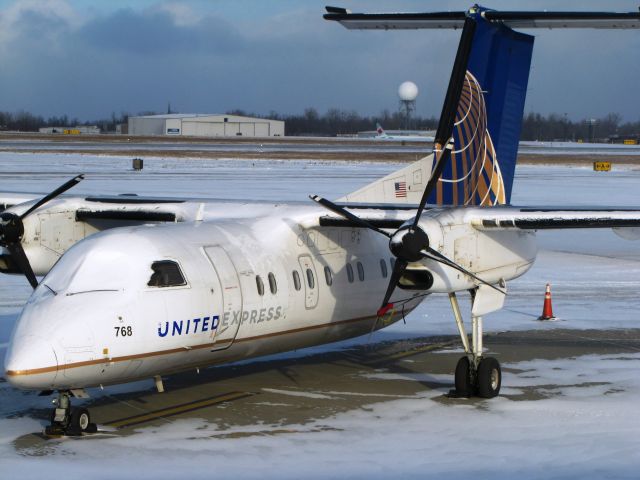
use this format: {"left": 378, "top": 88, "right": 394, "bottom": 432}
{"left": 449, "top": 292, "right": 502, "bottom": 399}
{"left": 45, "top": 391, "right": 97, "bottom": 437}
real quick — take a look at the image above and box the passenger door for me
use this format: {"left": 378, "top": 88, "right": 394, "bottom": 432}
{"left": 203, "top": 246, "right": 243, "bottom": 350}
{"left": 298, "top": 254, "right": 318, "bottom": 309}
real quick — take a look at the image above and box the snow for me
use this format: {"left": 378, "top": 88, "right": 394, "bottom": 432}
{"left": 519, "top": 141, "right": 640, "bottom": 156}
{"left": 261, "top": 388, "right": 336, "bottom": 399}
{"left": 2, "top": 354, "right": 639, "bottom": 479}
{"left": 1, "top": 153, "right": 640, "bottom": 478}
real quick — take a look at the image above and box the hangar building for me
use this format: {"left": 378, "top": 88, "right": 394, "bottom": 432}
{"left": 128, "top": 114, "right": 285, "bottom": 138}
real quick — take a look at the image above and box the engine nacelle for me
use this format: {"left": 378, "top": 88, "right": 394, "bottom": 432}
{"left": 400, "top": 209, "right": 537, "bottom": 294}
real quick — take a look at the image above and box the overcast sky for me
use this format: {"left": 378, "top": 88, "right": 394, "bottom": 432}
{"left": 0, "top": 0, "right": 638, "bottom": 122}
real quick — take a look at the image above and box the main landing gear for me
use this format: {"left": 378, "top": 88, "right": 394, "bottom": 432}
{"left": 449, "top": 291, "right": 502, "bottom": 398}
{"left": 45, "top": 390, "right": 97, "bottom": 436}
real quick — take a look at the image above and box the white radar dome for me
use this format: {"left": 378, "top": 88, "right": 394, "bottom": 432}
{"left": 398, "top": 81, "right": 419, "bottom": 101}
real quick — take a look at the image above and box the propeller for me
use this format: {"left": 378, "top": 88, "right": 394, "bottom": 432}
{"left": 311, "top": 17, "right": 501, "bottom": 324}
{"left": 0, "top": 174, "right": 84, "bottom": 289}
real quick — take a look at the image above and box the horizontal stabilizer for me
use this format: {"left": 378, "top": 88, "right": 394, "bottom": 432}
{"left": 324, "top": 7, "right": 640, "bottom": 30}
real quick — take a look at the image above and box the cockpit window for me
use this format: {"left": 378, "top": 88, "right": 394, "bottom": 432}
{"left": 148, "top": 261, "right": 187, "bottom": 287}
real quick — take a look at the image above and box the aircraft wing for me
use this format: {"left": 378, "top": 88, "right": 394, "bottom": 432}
{"left": 469, "top": 207, "right": 640, "bottom": 237}
{"left": 1, "top": 193, "right": 189, "bottom": 223}
{"left": 0, "top": 193, "right": 40, "bottom": 213}
{"left": 317, "top": 205, "right": 640, "bottom": 238}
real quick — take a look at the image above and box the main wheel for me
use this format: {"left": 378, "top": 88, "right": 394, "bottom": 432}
{"left": 477, "top": 357, "right": 501, "bottom": 398}
{"left": 454, "top": 356, "right": 473, "bottom": 396}
{"left": 68, "top": 407, "right": 91, "bottom": 435}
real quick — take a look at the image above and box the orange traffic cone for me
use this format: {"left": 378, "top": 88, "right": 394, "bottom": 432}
{"left": 538, "top": 283, "right": 556, "bottom": 321}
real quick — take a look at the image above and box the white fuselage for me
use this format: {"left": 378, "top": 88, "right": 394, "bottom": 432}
{"left": 4, "top": 204, "right": 537, "bottom": 391}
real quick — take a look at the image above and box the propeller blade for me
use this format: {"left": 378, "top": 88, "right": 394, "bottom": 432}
{"left": 371, "top": 258, "right": 408, "bottom": 335}
{"left": 377, "top": 258, "right": 408, "bottom": 315}
{"left": 310, "top": 195, "right": 392, "bottom": 238}
{"left": 7, "top": 242, "right": 38, "bottom": 289}
{"left": 412, "top": 17, "right": 477, "bottom": 228}
{"left": 412, "top": 141, "right": 453, "bottom": 229}
{"left": 1, "top": 174, "right": 83, "bottom": 289}
{"left": 422, "top": 247, "right": 505, "bottom": 295}
{"left": 20, "top": 174, "right": 84, "bottom": 219}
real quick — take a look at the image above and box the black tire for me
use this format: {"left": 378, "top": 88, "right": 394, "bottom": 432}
{"left": 454, "top": 356, "right": 473, "bottom": 396}
{"left": 68, "top": 407, "right": 91, "bottom": 435}
{"left": 477, "top": 357, "right": 501, "bottom": 398}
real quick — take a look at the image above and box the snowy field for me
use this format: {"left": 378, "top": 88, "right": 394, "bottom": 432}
{"left": 1, "top": 153, "right": 640, "bottom": 479}
{"left": 519, "top": 140, "right": 640, "bottom": 156}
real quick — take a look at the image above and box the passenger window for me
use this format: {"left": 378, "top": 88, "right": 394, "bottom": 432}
{"left": 268, "top": 272, "right": 277, "bottom": 294}
{"left": 292, "top": 271, "right": 301, "bottom": 291}
{"left": 346, "top": 263, "right": 354, "bottom": 283}
{"left": 256, "top": 275, "right": 264, "bottom": 296}
{"left": 390, "top": 257, "right": 396, "bottom": 269}
{"left": 380, "top": 259, "right": 388, "bottom": 278}
{"left": 357, "top": 261, "right": 364, "bottom": 281}
{"left": 306, "top": 268, "right": 315, "bottom": 289}
{"left": 324, "top": 266, "right": 333, "bottom": 286}
{"left": 148, "top": 261, "right": 186, "bottom": 287}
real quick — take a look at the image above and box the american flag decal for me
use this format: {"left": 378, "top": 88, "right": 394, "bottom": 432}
{"left": 394, "top": 181, "right": 407, "bottom": 198}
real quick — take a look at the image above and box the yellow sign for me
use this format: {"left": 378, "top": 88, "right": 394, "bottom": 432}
{"left": 623, "top": 139, "right": 637, "bottom": 145}
{"left": 63, "top": 129, "right": 81, "bottom": 135}
{"left": 593, "top": 161, "right": 612, "bottom": 172}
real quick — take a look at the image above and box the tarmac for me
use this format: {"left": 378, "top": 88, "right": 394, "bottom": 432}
{"left": 1, "top": 132, "right": 639, "bottom": 164}
{"left": 11, "top": 327, "right": 640, "bottom": 453}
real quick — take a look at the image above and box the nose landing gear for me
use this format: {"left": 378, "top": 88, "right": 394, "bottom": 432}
{"left": 45, "top": 390, "right": 97, "bottom": 437}
{"left": 449, "top": 291, "right": 502, "bottom": 399}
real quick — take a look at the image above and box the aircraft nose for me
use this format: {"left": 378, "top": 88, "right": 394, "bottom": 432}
{"left": 4, "top": 335, "right": 58, "bottom": 390}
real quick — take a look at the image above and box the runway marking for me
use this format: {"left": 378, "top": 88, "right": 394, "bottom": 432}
{"left": 106, "top": 391, "right": 253, "bottom": 429}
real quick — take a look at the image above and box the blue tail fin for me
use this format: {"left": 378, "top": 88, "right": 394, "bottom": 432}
{"left": 431, "top": 10, "right": 534, "bottom": 206}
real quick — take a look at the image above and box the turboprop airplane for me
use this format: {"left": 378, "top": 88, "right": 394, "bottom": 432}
{"left": 374, "top": 123, "right": 435, "bottom": 142}
{"left": 2, "top": 5, "right": 640, "bottom": 436}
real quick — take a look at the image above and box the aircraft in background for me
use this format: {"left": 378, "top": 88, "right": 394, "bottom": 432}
{"left": 374, "top": 123, "right": 435, "bottom": 142}
{"left": 2, "top": 5, "right": 640, "bottom": 436}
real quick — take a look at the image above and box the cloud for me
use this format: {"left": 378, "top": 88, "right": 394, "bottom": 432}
{"left": 0, "top": 0, "right": 637, "bottom": 121}
{"left": 0, "top": 0, "right": 82, "bottom": 55}
{"left": 76, "top": 8, "right": 245, "bottom": 56}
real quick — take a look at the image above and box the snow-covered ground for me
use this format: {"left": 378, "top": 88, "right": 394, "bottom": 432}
{"left": 519, "top": 140, "right": 640, "bottom": 156}
{"left": 1, "top": 153, "right": 640, "bottom": 478}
